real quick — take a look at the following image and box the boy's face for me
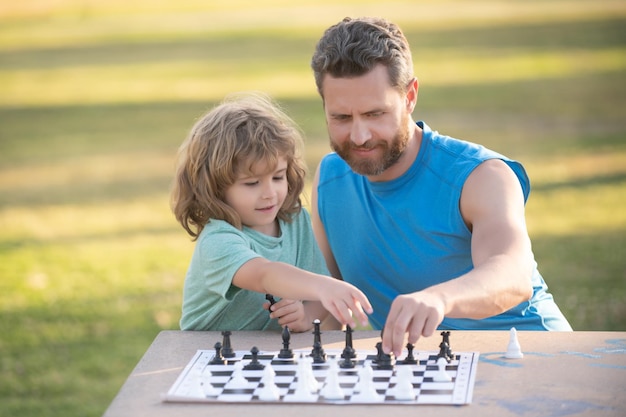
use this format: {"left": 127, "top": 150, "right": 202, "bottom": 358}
{"left": 224, "top": 157, "right": 289, "bottom": 236}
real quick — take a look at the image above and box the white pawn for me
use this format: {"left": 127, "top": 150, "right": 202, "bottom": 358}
{"left": 287, "top": 359, "right": 317, "bottom": 402}
{"left": 228, "top": 361, "right": 250, "bottom": 388}
{"left": 432, "top": 357, "right": 452, "bottom": 382}
{"left": 320, "top": 357, "right": 344, "bottom": 400}
{"left": 258, "top": 364, "right": 280, "bottom": 401}
{"left": 299, "top": 355, "right": 319, "bottom": 392}
{"left": 505, "top": 327, "right": 524, "bottom": 359}
{"left": 392, "top": 365, "right": 416, "bottom": 401}
{"left": 200, "top": 372, "right": 220, "bottom": 397}
{"left": 351, "top": 362, "right": 383, "bottom": 402}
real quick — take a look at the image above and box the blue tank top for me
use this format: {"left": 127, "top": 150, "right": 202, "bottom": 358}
{"left": 317, "top": 121, "right": 571, "bottom": 331}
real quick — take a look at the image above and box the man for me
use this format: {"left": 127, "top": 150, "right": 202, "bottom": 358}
{"left": 310, "top": 17, "right": 572, "bottom": 357}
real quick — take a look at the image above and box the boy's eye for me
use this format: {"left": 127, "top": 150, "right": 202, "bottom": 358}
{"left": 273, "top": 175, "right": 285, "bottom": 181}
{"left": 243, "top": 181, "right": 259, "bottom": 186}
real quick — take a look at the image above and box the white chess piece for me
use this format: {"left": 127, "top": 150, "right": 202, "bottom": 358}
{"left": 351, "top": 362, "right": 383, "bottom": 402}
{"left": 286, "top": 358, "right": 317, "bottom": 402}
{"left": 320, "top": 357, "right": 344, "bottom": 400}
{"left": 392, "top": 365, "right": 416, "bottom": 400}
{"left": 432, "top": 357, "right": 452, "bottom": 382}
{"left": 299, "top": 355, "right": 319, "bottom": 392}
{"left": 200, "top": 374, "right": 221, "bottom": 397}
{"left": 227, "top": 361, "right": 250, "bottom": 388}
{"left": 505, "top": 327, "right": 524, "bottom": 359}
{"left": 258, "top": 364, "right": 280, "bottom": 401}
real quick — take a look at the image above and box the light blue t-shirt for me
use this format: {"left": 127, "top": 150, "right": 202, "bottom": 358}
{"left": 180, "top": 209, "right": 330, "bottom": 331}
{"left": 317, "top": 121, "right": 572, "bottom": 331}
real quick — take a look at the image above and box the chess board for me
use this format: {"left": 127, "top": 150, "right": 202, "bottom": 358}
{"left": 162, "top": 348, "right": 479, "bottom": 405}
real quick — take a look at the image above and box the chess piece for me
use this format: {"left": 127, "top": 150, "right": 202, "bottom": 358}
{"left": 209, "top": 341, "right": 226, "bottom": 365}
{"left": 265, "top": 294, "right": 277, "bottom": 307}
{"left": 392, "top": 365, "right": 416, "bottom": 400}
{"left": 402, "top": 343, "right": 417, "bottom": 364}
{"left": 437, "top": 331, "right": 454, "bottom": 363}
{"left": 311, "top": 340, "right": 327, "bottom": 363}
{"left": 258, "top": 364, "right": 280, "bottom": 401}
{"left": 320, "top": 357, "right": 344, "bottom": 400}
{"left": 227, "top": 361, "right": 250, "bottom": 388}
{"left": 339, "top": 325, "right": 356, "bottom": 368}
{"left": 221, "top": 331, "right": 235, "bottom": 358}
{"left": 505, "top": 327, "right": 523, "bottom": 359}
{"left": 432, "top": 357, "right": 452, "bottom": 382}
{"left": 375, "top": 342, "right": 395, "bottom": 370}
{"left": 243, "top": 346, "right": 265, "bottom": 370}
{"left": 199, "top": 371, "right": 220, "bottom": 397}
{"left": 351, "top": 362, "right": 383, "bottom": 402}
{"left": 343, "top": 325, "right": 356, "bottom": 358}
{"left": 310, "top": 319, "right": 326, "bottom": 363}
{"left": 288, "top": 361, "right": 317, "bottom": 402}
{"left": 375, "top": 331, "right": 395, "bottom": 370}
{"left": 278, "top": 326, "right": 294, "bottom": 359}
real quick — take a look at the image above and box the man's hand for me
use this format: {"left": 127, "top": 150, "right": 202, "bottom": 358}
{"left": 382, "top": 292, "right": 446, "bottom": 357}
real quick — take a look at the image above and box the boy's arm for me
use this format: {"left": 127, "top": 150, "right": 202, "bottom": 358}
{"left": 233, "top": 258, "right": 372, "bottom": 329}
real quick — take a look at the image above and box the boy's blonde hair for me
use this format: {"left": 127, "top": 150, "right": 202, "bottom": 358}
{"left": 171, "top": 93, "right": 306, "bottom": 240}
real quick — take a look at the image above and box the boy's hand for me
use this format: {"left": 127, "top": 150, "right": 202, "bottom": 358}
{"left": 319, "top": 280, "right": 373, "bottom": 329}
{"left": 264, "top": 299, "right": 311, "bottom": 332}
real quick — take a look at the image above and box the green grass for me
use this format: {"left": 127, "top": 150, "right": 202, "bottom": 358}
{"left": 1, "top": 1, "right": 625, "bottom": 416}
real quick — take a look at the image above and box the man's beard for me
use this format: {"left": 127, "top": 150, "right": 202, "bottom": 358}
{"left": 330, "top": 119, "right": 410, "bottom": 177}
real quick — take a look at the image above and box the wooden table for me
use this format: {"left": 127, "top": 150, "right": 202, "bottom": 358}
{"left": 103, "top": 330, "right": 625, "bottom": 417}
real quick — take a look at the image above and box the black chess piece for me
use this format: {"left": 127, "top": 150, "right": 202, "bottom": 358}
{"left": 221, "top": 331, "right": 235, "bottom": 358}
{"left": 375, "top": 328, "right": 395, "bottom": 369}
{"left": 339, "top": 326, "right": 356, "bottom": 368}
{"left": 310, "top": 319, "right": 326, "bottom": 363}
{"left": 339, "top": 352, "right": 355, "bottom": 369}
{"left": 442, "top": 331, "right": 454, "bottom": 361}
{"left": 278, "top": 326, "right": 294, "bottom": 359}
{"left": 209, "top": 341, "right": 226, "bottom": 365}
{"left": 265, "top": 294, "right": 277, "bottom": 307}
{"left": 311, "top": 340, "right": 327, "bottom": 363}
{"left": 402, "top": 342, "right": 417, "bottom": 364}
{"left": 243, "top": 346, "right": 265, "bottom": 370}
{"left": 375, "top": 341, "right": 395, "bottom": 370}
{"left": 437, "top": 331, "right": 454, "bottom": 363}
{"left": 343, "top": 325, "right": 357, "bottom": 358}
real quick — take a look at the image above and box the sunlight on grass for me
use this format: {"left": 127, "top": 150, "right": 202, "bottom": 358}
{"left": 2, "top": 48, "right": 624, "bottom": 106}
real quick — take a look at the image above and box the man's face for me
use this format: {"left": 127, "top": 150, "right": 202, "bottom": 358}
{"left": 322, "top": 64, "right": 411, "bottom": 179}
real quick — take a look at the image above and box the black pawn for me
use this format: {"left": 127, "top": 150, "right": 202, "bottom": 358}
{"left": 243, "top": 346, "right": 265, "bottom": 370}
{"left": 278, "top": 326, "right": 294, "bottom": 359}
{"left": 221, "top": 331, "right": 235, "bottom": 358}
{"left": 402, "top": 343, "right": 417, "bottom": 364}
{"left": 209, "top": 341, "right": 226, "bottom": 365}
